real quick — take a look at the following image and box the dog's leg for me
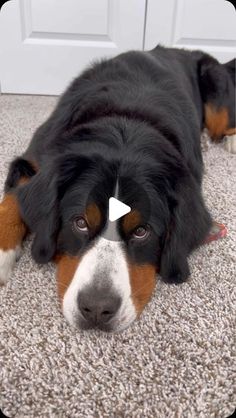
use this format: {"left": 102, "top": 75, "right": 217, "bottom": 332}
{"left": 198, "top": 56, "right": 235, "bottom": 153}
{"left": 0, "top": 193, "right": 27, "bottom": 284}
{"left": 223, "top": 58, "right": 236, "bottom": 153}
{"left": 204, "top": 105, "right": 236, "bottom": 153}
{"left": 0, "top": 157, "right": 36, "bottom": 284}
{"left": 205, "top": 107, "right": 236, "bottom": 154}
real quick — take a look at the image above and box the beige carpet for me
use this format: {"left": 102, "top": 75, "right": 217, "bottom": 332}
{"left": 0, "top": 94, "right": 235, "bottom": 418}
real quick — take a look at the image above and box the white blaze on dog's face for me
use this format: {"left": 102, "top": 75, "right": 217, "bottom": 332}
{"left": 60, "top": 237, "right": 135, "bottom": 332}
{"left": 56, "top": 199, "right": 157, "bottom": 333}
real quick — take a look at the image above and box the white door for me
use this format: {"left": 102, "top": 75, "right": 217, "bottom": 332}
{"left": 145, "top": 0, "right": 236, "bottom": 63}
{"left": 1, "top": 0, "right": 235, "bottom": 95}
{"left": 0, "top": 0, "right": 146, "bottom": 95}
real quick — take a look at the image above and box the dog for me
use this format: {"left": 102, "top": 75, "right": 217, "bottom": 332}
{"left": 0, "top": 46, "right": 235, "bottom": 332}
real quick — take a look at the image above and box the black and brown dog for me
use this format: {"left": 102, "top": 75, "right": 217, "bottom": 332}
{"left": 0, "top": 46, "right": 235, "bottom": 332}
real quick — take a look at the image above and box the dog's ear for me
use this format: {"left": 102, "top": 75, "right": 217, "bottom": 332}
{"left": 17, "top": 154, "right": 94, "bottom": 263}
{"left": 17, "top": 164, "right": 59, "bottom": 263}
{"left": 160, "top": 178, "right": 212, "bottom": 283}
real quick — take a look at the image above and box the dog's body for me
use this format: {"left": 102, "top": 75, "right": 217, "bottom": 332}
{"left": 0, "top": 46, "right": 235, "bottom": 332}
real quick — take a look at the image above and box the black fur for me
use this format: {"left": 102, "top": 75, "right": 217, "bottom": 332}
{"left": 6, "top": 46, "right": 235, "bottom": 282}
{"left": 5, "top": 157, "right": 36, "bottom": 192}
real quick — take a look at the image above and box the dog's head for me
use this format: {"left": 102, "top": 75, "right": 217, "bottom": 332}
{"left": 17, "top": 118, "right": 204, "bottom": 332}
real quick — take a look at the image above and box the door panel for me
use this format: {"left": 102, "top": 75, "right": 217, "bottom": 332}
{"left": 176, "top": 0, "right": 236, "bottom": 41}
{"left": 30, "top": 0, "right": 108, "bottom": 36}
{"left": 145, "top": 0, "right": 236, "bottom": 63}
{"left": 0, "top": 0, "right": 146, "bottom": 94}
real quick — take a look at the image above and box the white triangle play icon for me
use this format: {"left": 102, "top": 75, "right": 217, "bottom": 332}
{"left": 109, "top": 197, "right": 131, "bottom": 222}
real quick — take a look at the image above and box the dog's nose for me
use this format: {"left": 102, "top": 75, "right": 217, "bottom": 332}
{"left": 78, "top": 290, "right": 121, "bottom": 326}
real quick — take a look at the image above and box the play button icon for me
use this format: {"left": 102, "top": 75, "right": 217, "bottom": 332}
{"left": 109, "top": 197, "right": 131, "bottom": 222}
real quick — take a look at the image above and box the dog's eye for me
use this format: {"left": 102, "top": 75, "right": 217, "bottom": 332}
{"left": 132, "top": 225, "right": 150, "bottom": 240}
{"left": 73, "top": 216, "right": 88, "bottom": 232}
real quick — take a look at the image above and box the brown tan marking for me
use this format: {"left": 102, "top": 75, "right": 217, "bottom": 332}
{"left": 122, "top": 210, "right": 142, "bottom": 235}
{"left": 0, "top": 193, "right": 26, "bottom": 250}
{"left": 129, "top": 263, "right": 156, "bottom": 315}
{"left": 55, "top": 254, "right": 80, "bottom": 300}
{"left": 18, "top": 175, "right": 31, "bottom": 186}
{"left": 85, "top": 203, "right": 102, "bottom": 232}
{"left": 205, "top": 104, "right": 229, "bottom": 140}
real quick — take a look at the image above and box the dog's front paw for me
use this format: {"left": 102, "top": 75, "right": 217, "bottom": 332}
{"left": 0, "top": 246, "right": 21, "bottom": 285}
{"left": 224, "top": 134, "right": 236, "bottom": 154}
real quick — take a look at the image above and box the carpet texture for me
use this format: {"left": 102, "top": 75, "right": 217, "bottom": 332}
{"left": 0, "top": 94, "right": 235, "bottom": 418}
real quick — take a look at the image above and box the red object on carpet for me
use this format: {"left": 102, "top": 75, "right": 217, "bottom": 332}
{"left": 203, "top": 221, "right": 228, "bottom": 245}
